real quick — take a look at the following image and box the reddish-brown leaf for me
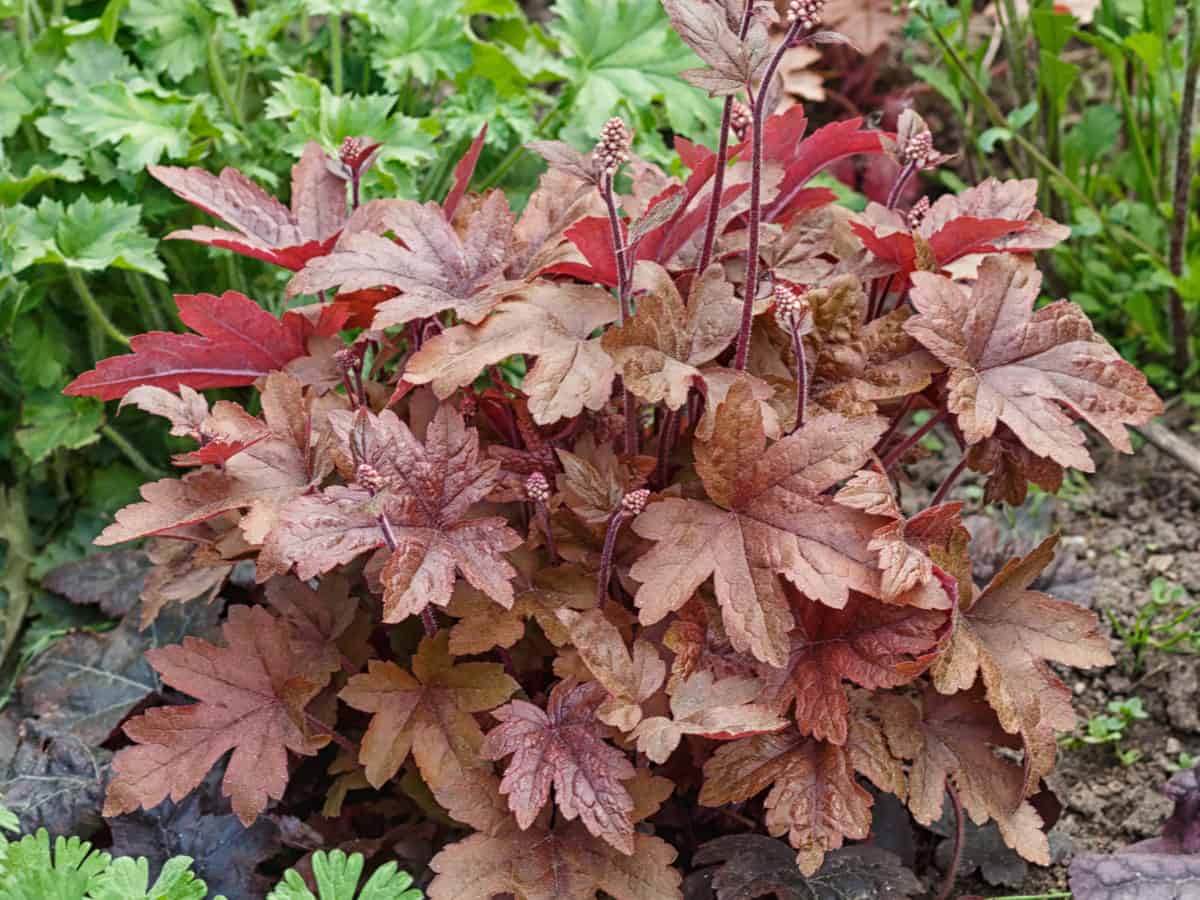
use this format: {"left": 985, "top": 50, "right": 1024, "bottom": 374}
{"left": 931, "top": 535, "right": 1113, "bottom": 794}
{"left": 427, "top": 821, "right": 682, "bottom": 899}
{"left": 632, "top": 671, "right": 786, "bottom": 763}
{"left": 260, "top": 404, "right": 521, "bottom": 621}
{"left": 880, "top": 684, "right": 1051, "bottom": 865}
{"left": 630, "top": 379, "right": 889, "bottom": 667}
{"left": 263, "top": 574, "right": 356, "bottom": 680}
{"left": 339, "top": 632, "right": 518, "bottom": 832}
{"left": 150, "top": 142, "right": 346, "bottom": 270}
{"left": 406, "top": 281, "right": 619, "bottom": 424}
{"left": 103, "top": 606, "right": 329, "bottom": 826}
{"left": 601, "top": 263, "right": 740, "bottom": 410}
{"left": 481, "top": 679, "right": 637, "bottom": 853}
{"left": 556, "top": 608, "right": 666, "bottom": 731}
{"left": 905, "top": 255, "right": 1162, "bottom": 471}
{"left": 443, "top": 124, "right": 488, "bottom": 221}
{"left": 699, "top": 729, "right": 873, "bottom": 875}
{"left": 286, "top": 192, "right": 519, "bottom": 328}
{"left": 759, "top": 593, "right": 947, "bottom": 745}
{"left": 64, "top": 292, "right": 339, "bottom": 401}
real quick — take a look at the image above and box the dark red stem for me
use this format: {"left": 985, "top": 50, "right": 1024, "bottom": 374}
{"left": 790, "top": 329, "right": 807, "bottom": 434}
{"left": 930, "top": 455, "right": 969, "bottom": 506}
{"left": 596, "top": 509, "right": 629, "bottom": 607}
{"left": 534, "top": 501, "right": 558, "bottom": 562}
{"left": 305, "top": 711, "right": 358, "bottom": 756}
{"left": 697, "top": 4, "right": 756, "bottom": 277}
{"left": 935, "top": 785, "right": 965, "bottom": 900}
{"left": 1169, "top": 2, "right": 1198, "bottom": 373}
{"left": 875, "top": 394, "right": 916, "bottom": 455}
{"left": 420, "top": 607, "right": 437, "bottom": 637}
{"left": 655, "top": 407, "right": 678, "bottom": 488}
{"left": 885, "top": 160, "right": 917, "bottom": 210}
{"left": 602, "top": 171, "right": 640, "bottom": 453}
{"left": 881, "top": 409, "right": 947, "bottom": 470}
{"left": 733, "top": 17, "right": 804, "bottom": 370}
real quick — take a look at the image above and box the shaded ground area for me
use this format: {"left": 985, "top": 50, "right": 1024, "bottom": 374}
{"left": 909, "top": 411, "right": 1200, "bottom": 896}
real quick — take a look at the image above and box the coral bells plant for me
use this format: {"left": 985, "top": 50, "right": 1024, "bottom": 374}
{"left": 63, "top": 1, "right": 1163, "bottom": 896}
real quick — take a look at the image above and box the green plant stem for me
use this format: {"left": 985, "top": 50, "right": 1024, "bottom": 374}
{"left": 923, "top": 12, "right": 1167, "bottom": 267}
{"left": 67, "top": 268, "right": 131, "bottom": 349}
{"left": 329, "top": 14, "right": 344, "bottom": 94}
{"left": 126, "top": 272, "right": 168, "bottom": 332}
{"left": 1169, "top": 1, "right": 1199, "bottom": 374}
{"left": 101, "top": 425, "right": 165, "bottom": 480}
{"left": 206, "top": 29, "right": 244, "bottom": 127}
{"left": 1114, "top": 63, "right": 1160, "bottom": 205}
{"left": 17, "top": 0, "right": 32, "bottom": 56}
{"left": 478, "top": 105, "right": 565, "bottom": 191}
{"left": 0, "top": 484, "right": 34, "bottom": 669}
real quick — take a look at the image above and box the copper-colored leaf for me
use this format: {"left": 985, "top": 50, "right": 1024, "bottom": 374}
{"left": 879, "top": 684, "right": 1051, "bottom": 865}
{"left": 602, "top": 263, "right": 740, "bottom": 410}
{"left": 905, "top": 255, "right": 1162, "bottom": 471}
{"left": 339, "top": 632, "right": 517, "bottom": 832}
{"left": 103, "top": 606, "right": 329, "bottom": 826}
{"left": 631, "top": 380, "right": 888, "bottom": 667}
{"left": 759, "top": 593, "right": 946, "bottom": 745}
{"left": 287, "top": 192, "right": 519, "bottom": 327}
{"left": 556, "top": 608, "right": 666, "bottom": 732}
{"left": 427, "top": 821, "right": 682, "bottom": 899}
{"left": 633, "top": 671, "right": 786, "bottom": 763}
{"left": 481, "top": 679, "right": 637, "bottom": 853}
{"left": 261, "top": 404, "right": 521, "bottom": 621}
{"left": 699, "top": 729, "right": 873, "bottom": 875}
{"left": 407, "top": 281, "right": 620, "bottom": 424}
{"left": 931, "top": 535, "right": 1114, "bottom": 794}
{"left": 150, "top": 142, "right": 346, "bottom": 271}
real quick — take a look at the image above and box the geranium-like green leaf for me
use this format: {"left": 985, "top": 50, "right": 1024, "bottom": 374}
{"left": 0, "top": 830, "right": 111, "bottom": 900}
{"left": 123, "top": 0, "right": 237, "bottom": 82}
{"left": 265, "top": 71, "right": 436, "bottom": 194}
{"left": 267, "top": 850, "right": 423, "bottom": 900}
{"left": 0, "top": 156, "right": 85, "bottom": 206}
{"left": 87, "top": 855, "right": 226, "bottom": 900}
{"left": 8, "top": 196, "right": 164, "bottom": 279}
{"left": 548, "top": 0, "right": 720, "bottom": 146}
{"left": 16, "top": 392, "right": 104, "bottom": 464}
{"left": 369, "top": 1, "right": 473, "bottom": 89}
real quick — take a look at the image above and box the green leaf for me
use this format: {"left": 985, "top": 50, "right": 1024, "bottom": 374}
{"left": 7, "top": 313, "right": 71, "bottom": 391}
{"left": 978, "top": 127, "right": 1013, "bottom": 153}
{"left": 1064, "top": 104, "right": 1121, "bottom": 170}
{"left": 369, "top": 1, "right": 474, "bottom": 89}
{"left": 0, "top": 803, "right": 18, "bottom": 834}
{"left": 1037, "top": 50, "right": 1079, "bottom": 112}
{"left": 265, "top": 71, "right": 437, "bottom": 194}
{"left": 8, "top": 196, "right": 165, "bottom": 279}
{"left": 0, "top": 156, "right": 85, "bottom": 206}
{"left": 548, "top": 0, "right": 721, "bottom": 145}
{"left": 1124, "top": 31, "right": 1164, "bottom": 76}
{"left": 123, "top": 0, "right": 236, "bottom": 81}
{"left": 1006, "top": 100, "right": 1039, "bottom": 130}
{"left": 0, "top": 830, "right": 111, "bottom": 900}
{"left": 267, "top": 850, "right": 423, "bottom": 900}
{"left": 16, "top": 392, "right": 104, "bottom": 464}
{"left": 87, "top": 855, "right": 221, "bottom": 900}
{"left": 1031, "top": 8, "right": 1074, "bottom": 55}
{"left": 910, "top": 63, "right": 962, "bottom": 114}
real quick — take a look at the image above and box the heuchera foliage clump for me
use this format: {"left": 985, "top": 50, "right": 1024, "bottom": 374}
{"left": 65, "top": 0, "right": 1162, "bottom": 895}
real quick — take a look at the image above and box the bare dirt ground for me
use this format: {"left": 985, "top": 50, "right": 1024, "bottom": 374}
{"left": 909, "top": 413, "right": 1200, "bottom": 896}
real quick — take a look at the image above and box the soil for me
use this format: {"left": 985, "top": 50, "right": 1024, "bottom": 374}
{"left": 909, "top": 409, "right": 1200, "bottom": 898}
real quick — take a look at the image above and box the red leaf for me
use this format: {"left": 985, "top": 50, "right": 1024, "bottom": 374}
{"left": 766, "top": 118, "right": 887, "bottom": 222}
{"left": 64, "top": 292, "right": 317, "bottom": 401}
{"left": 150, "top": 142, "right": 347, "bottom": 271}
{"left": 443, "top": 124, "right": 488, "bottom": 221}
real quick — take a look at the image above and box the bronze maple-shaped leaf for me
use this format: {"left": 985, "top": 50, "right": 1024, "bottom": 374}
{"left": 601, "top": 262, "right": 741, "bottom": 410}
{"left": 632, "top": 670, "right": 786, "bottom": 763}
{"left": 904, "top": 254, "right": 1161, "bottom": 471}
{"left": 103, "top": 606, "right": 329, "bottom": 826}
{"left": 260, "top": 403, "right": 522, "bottom": 622}
{"left": 427, "top": 821, "right": 682, "bottom": 899}
{"left": 699, "top": 729, "right": 873, "bottom": 876}
{"left": 879, "top": 683, "right": 1051, "bottom": 865}
{"left": 339, "top": 632, "right": 518, "bottom": 832}
{"left": 759, "top": 592, "right": 947, "bottom": 745}
{"left": 630, "top": 379, "right": 888, "bottom": 667}
{"left": 150, "top": 142, "right": 347, "bottom": 271}
{"left": 931, "top": 534, "right": 1113, "bottom": 795}
{"left": 287, "top": 192, "right": 519, "bottom": 328}
{"left": 406, "top": 281, "right": 620, "bottom": 425}
{"left": 481, "top": 679, "right": 637, "bottom": 853}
